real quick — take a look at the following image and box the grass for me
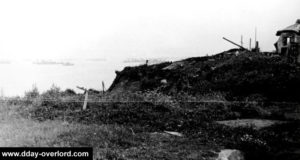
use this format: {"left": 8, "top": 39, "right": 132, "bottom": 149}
{"left": 1, "top": 85, "right": 300, "bottom": 160}
{"left": 0, "top": 100, "right": 221, "bottom": 160}
{"left": 0, "top": 102, "right": 67, "bottom": 147}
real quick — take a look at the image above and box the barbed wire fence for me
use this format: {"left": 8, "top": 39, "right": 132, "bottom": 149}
{"left": 1, "top": 95, "right": 300, "bottom": 106}
{"left": 0, "top": 93, "right": 299, "bottom": 124}
{"left": 0, "top": 91, "right": 300, "bottom": 114}
{"left": 1, "top": 97, "right": 300, "bottom": 104}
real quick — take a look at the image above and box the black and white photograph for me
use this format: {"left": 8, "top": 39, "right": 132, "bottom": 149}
{"left": 0, "top": 0, "right": 299, "bottom": 159}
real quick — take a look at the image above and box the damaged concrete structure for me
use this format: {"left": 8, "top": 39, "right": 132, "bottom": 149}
{"left": 275, "top": 19, "right": 300, "bottom": 63}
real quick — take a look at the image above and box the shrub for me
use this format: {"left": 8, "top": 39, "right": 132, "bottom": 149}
{"left": 39, "top": 84, "right": 63, "bottom": 107}
{"left": 62, "top": 89, "right": 77, "bottom": 96}
{"left": 24, "top": 85, "right": 40, "bottom": 105}
{"left": 41, "top": 84, "right": 61, "bottom": 99}
{"left": 139, "top": 90, "right": 180, "bottom": 109}
{"left": 24, "top": 85, "right": 40, "bottom": 100}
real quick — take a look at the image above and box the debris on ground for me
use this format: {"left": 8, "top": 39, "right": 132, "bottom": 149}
{"left": 216, "top": 119, "right": 286, "bottom": 130}
{"left": 164, "top": 131, "right": 184, "bottom": 137}
{"left": 216, "top": 149, "right": 244, "bottom": 160}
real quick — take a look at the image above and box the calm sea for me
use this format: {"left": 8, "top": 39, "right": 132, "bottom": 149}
{"left": 0, "top": 58, "right": 180, "bottom": 97}
{"left": 0, "top": 59, "right": 137, "bottom": 97}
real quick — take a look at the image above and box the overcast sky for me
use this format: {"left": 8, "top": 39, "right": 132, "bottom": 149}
{"left": 0, "top": 0, "right": 299, "bottom": 60}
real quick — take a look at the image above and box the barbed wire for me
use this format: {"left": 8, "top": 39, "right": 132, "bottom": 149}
{"left": 0, "top": 97, "right": 300, "bottom": 105}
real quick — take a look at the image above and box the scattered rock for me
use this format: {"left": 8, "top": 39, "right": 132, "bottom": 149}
{"left": 163, "top": 61, "right": 184, "bottom": 70}
{"left": 149, "top": 132, "right": 171, "bottom": 140}
{"left": 161, "top": 79, "right": 167, "bottom": 84}
{"left": 164, "top": 131, "right": 183, "bottom": 137}
{"left": 187, "top": 152, "right": 202, "bottom": 159}
{"left": 62, "top": 121, "right": 69, "bottom": 125}
{"left": 216, "top": 149, "right": 244, "bottom": 160}
{"left": 284, "top": 113, "right": 300, "bottom": 120}
{"left": 216, "top": 119, "right": 286, "bottom": 130}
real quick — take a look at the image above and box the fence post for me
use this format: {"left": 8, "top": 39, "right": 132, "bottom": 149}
{"left": 102, "top": 81, "right": 105, "bottom": 94}
{"left": 83, "top": 91, "right": 88, "bottom": 110}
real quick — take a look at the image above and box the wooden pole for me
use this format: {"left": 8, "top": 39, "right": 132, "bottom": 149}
{"left": 249, "top": 38, "right": 252, "bottom": 51}
{"left": 102, "top": 81, "right": 105, "bottom": 94}
{"left": 241, "top": 35, "right": 243, "bottom": 47}
{"left": 255, "top": 41, "right": 259, "bottom": 52}
{"left": 83, "top": 91, "right": 88, "bottom": 110}
{"left": 222, "top": 37, "right": 248, "bottom": 51}
{"left": 76, "top": 86, "right": 89, "bottom": 110}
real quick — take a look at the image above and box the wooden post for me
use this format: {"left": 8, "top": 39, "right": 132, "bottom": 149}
{"left": 77, "top": 86, "right": 89, "bottom": 110}
{"left": 241, "top": 35, "right": 243, "bottom": 47}
{"left": 83, "top": 91, "right": 88, "bottom": 110}
{"left": 222, "top": 37, "right": 248, "bottom": 51}
{"left": 249, "top": 38, "right": 252, "bottom": 51}
{"left": 255, "top": 41, "right": 259, "bottom": 53}
{"left": 102, "top": 81, "right": 105, "bottom": 94}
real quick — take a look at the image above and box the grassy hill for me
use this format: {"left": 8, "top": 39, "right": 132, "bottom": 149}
{"left": 109, "top": 49, "right": 300, "bottom": 102}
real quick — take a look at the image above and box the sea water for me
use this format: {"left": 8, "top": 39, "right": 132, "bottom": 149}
{"left": 0, "top": 59, "right": 137, "bottom": 97}
{"left": 0, "top": 57, "right": 180, "bottom": 97}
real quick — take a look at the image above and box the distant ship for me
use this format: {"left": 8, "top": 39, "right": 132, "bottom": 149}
{"left": 33, "top": 60, "right": 58, "bottom": 65}
{"left": 61, "top": 62, "right": 74, "bottom": 66}
{"left": 0, "top": 60, "right": 11, "bottom": 64}
{"left": 33, "top": 60, "right": 74, "bottom": 66}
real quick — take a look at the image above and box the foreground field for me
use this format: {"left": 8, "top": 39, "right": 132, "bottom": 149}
{"left": 0, "top": 102, "right": 221, "bottom": 160}
{"left": 1, "top": 91, "right": 300, "bottom": 160}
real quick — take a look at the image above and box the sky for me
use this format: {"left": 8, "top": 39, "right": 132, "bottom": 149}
{"left": 0, "top": 0, "right": 299, "bottom": 60}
